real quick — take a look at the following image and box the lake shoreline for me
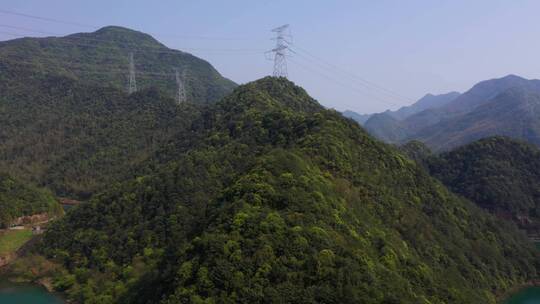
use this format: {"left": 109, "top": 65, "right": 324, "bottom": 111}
{"left": 0, "top": 277, "right": 65, "bottom": 303}
{"left": 496, "top": 281, "right": 540, "bottom": 303}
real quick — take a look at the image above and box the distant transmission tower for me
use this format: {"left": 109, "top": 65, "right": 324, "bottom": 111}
{"left": 175, "top": 68, "right": 187, "bottom": 104}
{"left": 128, "top": 52, "right": 137, "bottom": 94}
{"left": 267, "top": 24, "right": 291, "bottom": 78}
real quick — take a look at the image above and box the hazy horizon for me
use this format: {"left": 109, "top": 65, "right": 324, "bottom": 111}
{"left": 2, "top": 0, "right": 540, "bottom": 114}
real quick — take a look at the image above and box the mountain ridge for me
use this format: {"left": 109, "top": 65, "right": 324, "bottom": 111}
{"left": 0, "top": 25, "right": 237, "bottom": 104}
{"left": 20, "top": 77, "right": 537, "bottom": 304}
{"left": 354, "top": 74, "right": 540, "bottom": 151}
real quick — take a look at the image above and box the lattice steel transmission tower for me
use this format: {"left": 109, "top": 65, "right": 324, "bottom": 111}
{"left": 128, "top": 52, "right": 137, "bottom": 94}
{"left": 267, "top": 24, "right": 291, "bottom": 78}
{"left": 175, "top": 68, "right": 187, "bottom": 104}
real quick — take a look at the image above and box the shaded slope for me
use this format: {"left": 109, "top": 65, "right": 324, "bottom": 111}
{"left": 403, "top": 75, "right": 540, "bottom": 138}
{"left": 364, "top": 112, "right": 409, "bottom": 142}
{"left": 0, "top": 71, "right": 202, "bottom": 198}
{"left": 442, "top": 74, "right": 540, "bottom": 114}
{"left": 35, "top": 77, "right": 538, "bottom": 304}
{"left": 426, "top": 136, "right": 540, "bottom": 235}
{"left": 415, "top": 87, "right": 540, "bottom": 151}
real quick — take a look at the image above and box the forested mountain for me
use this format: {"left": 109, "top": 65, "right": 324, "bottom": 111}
{"left": 0, "top": 26, "right": 236, "bottom": 103}
{"left": 0, "top": 26, "right": 241, "bottom": 199}
{"left": 0, "top": 173, "right": 61, "bottom": 228}
{"left": 25, "top": 78, "right": 538, "bottom": 304}
{"left": 422, "top": 137, "right": 540, "bottom": 235}
{"left": 0, "top": 70, "right": 202, "bottom": 198}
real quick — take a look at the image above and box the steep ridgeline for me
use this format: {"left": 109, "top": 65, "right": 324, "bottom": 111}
{"left": 403, "top": 75, "right": 540, "bottom": 151}
{"left": 413, "top": 85, "right": 540, "bottom": 151}
{"left": 402, "top": 75, "right": 538, "bottom": 136}
{"left": 344, "top": 91, "right": 460, "bottom": 142}
{"left": 343, "top": 91, "right": 459, "bottom": 126}
{"left": 0, "top": 69, "right": 203, "bottom": 199}
{"left": 420, "top": 137, "right": 540, "bottom": 236}
{"left": 0, "top": 173, "right": 61, "bottom": 228}
{"left": 0, "top": 26, "right": 236, "bottom": 103}
{"left": 389, "top": 91, "right": 461, "bottom": 121}
{"left": 35, "top": 78, "right": 537, "bottom": 304}
{"left": 357, "top": 74, "right": 540, "bottom": 151}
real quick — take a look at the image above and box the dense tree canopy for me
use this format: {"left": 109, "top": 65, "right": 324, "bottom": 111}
{"left": 0, "top": 173, "right": 61, "bottom": 227}
{"left": 35, "top": 78, "right": 538, "bottom": 304}
{"left": 422, "top": 136, "right": 540, "bottom": 235}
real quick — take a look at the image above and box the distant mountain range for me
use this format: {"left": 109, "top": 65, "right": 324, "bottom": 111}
{"left": 345, "top": 74, "right": 540, "bottom": 151}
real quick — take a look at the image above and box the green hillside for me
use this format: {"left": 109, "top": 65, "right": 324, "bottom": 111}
{"left": 426, "top": 137, "right": 540, "bottom": 235}
{"left": 33, "top": 78, "right": 538, "bottom": 304}
{"left": 0, "top": 71, "right": 203, "bottom": 198}
{"left": 0, "top": 26, "right": 236, "bottom": 104}
{"left": 0, "top": 173, "right": 61, "bottom": 228}
{"left": 0, "top": 26, "right": 240, "bottom": 199}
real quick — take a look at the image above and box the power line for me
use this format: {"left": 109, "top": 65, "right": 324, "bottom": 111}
{"left": 288, "top": 43, "right": 413, "bottom": 104}
{"left": 288, "top": 57, "right": 401, "bottom": 108}
{"left": 0, "top": 9, "right": 95, "bottom": 28}
{"left": 267, "top": 24, "right": 291, "bottom": 78}
{"left": 128, "top": 52, "right": 137, "bottom": 94}
{"left": 287, "top": 48, "right": 401, "bottom": 107}
{"left": 0, "top": 59, "right": 178, "bottom": 78}
{"left": 0, "top": 9, "right": 415, "bottom": 109}
{"left": 0, "top": 9, "right": 263, "bottom": 41}
{"left": 0, "top": 28, "right": 266, "bottom": 55}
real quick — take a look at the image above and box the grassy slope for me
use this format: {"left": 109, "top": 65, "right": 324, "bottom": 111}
{"left": 0, "top": 229, "right": 32, "bottom": 256}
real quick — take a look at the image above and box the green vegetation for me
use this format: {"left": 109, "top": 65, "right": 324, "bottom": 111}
{"left": 0, "top": 73, "right": 202, "bottom": 198}
{"left": 0, "top": 26, "right": 236, "bottom": 104}
{"left": 422, "top": 137, "right": 540, "bottom": 235}
{"left": 0, "top": 229, "right": 32, "bottom": 256}
{"left": 398, "top": 140, "right": 432, "bottom": 167}
{"left": 0, "top": 26, "right": 237, "bottom": 199}
{"left": 0, "top": 173, "right": 61, "bottom": 228}
{"left": 30, "top": 77, "right": 537, "bottom": 304}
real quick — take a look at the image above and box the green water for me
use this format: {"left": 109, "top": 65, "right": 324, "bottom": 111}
{"left": 504, "top": 287, "right": 540, "bottom": 304}
{"left": 0, "top": 279, "right": 64, "bottom": 303}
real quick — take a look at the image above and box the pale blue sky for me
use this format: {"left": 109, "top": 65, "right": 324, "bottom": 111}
{"left": 1, "top": 0, "right": 540, "bottom": 113}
